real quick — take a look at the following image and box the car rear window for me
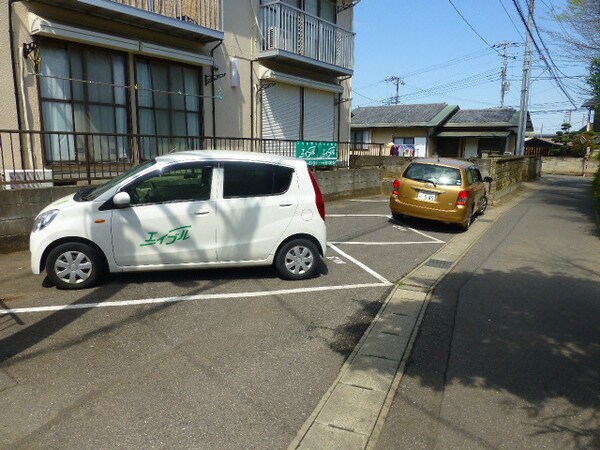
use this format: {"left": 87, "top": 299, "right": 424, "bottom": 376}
{"left": 404, "top": 163, "right": 462, "bottom": 186}
{"left": 223, "top": 162, "right": 294, "bottom": 198}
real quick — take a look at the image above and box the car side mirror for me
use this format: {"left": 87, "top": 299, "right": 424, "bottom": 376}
{"left": 483, "top": 176, "right": 493, "bottom": 183}
{"left": 113, "top": 191, "right": 131, "bottom": 207}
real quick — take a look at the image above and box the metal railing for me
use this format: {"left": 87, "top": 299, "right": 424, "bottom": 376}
{"left": 0, "top": 130, "right": 384, "bottom": 189}
{"left": 258, "top": 1, "right": 354, "bottom": 71}
{"left": 108, "top": 0, "right": 222, "bottom": 31}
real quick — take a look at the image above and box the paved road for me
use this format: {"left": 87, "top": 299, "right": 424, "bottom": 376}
{"left": 374, "top": 176, "right": 600, "bottom": 449}
{"left": 0, "top": 195, "right": 453, "bottom": 449}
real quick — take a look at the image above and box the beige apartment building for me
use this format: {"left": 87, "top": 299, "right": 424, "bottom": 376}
{"left": 0, "top": 0, "right": 354, "bottom": 178}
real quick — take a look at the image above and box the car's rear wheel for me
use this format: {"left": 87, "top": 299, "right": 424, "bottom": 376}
{"left": 459, "top": 207, "right": 474, "bottom": 232}
{"left": 478, "top": 195, "right": 488, "bottom": 214}
{"left": 46, "top": 242, "right": 104, "bottom": 290}
{"left": 275, "top": 239, "right": 320, "bottom": 280}
{"left": 391, "top": 212, "right": 403, "bottom": 221}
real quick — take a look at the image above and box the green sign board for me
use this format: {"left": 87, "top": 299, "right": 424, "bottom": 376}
{"left": 296, "top": 141, "right": 338, "bottom": 166}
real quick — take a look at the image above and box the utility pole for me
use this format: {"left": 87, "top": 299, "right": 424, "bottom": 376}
{"left": 516, "top": 0, "right": 534, "bottom": 156}
{"left": 495, "top": 42, "right": 516, "bottom": 107}
{"left": 385, "top": 76, "right": 404, "bottom": 105}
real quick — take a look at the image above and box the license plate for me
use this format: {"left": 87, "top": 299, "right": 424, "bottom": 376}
{"left": 417, "top": 191, "right": 437, "bottom": 202}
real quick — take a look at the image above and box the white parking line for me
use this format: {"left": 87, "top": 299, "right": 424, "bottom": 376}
{"left": 329, "top": 214, "right": 446, "bottom": 245}
{"left": 0, "top": 283, "right": 392, "bottom": 315}
{"left": 0, "top": 246, "right": 392, "bottom": 316}
{"left": 327, "top": 244, "right": 391, "bottom": 285}
{"left": 328, "top": 214, "right": 390, "bottom": 218}
{"left": 329, "top": 241, "right": 444, "bottom": 245}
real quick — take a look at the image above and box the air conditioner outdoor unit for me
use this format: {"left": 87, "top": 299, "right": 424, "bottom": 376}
{"left": 2, "top": 169, "right": 53, "bottom": 190}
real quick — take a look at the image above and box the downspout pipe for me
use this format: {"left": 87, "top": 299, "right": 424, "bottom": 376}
{"left": 250, "top": 59, "right": 254, "bottom": 142}
{"left": 8, "top": 0, "right": 24, "bottom": 132}
{"left": 209, "top": 40, "right": 223, "bottom": 140}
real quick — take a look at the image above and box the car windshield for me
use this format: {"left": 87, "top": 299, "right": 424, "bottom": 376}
{"left": 404, "top": 163, "right": 462, "bottom": 186}
{"left": 81, "top": 161, "right": 156, "bottom": 201}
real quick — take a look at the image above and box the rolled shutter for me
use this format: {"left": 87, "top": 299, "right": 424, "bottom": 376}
{"left": 303, "top": 88, "right": 334, "bottom": 141}
{"left": 261, "top": 83, "right": 301, "bottom": 140}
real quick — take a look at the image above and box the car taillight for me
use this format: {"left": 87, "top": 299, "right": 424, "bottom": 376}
{"left": 308, "top": 170, "right": 326, "bottom": 221}
{"left": 457, "top": 190, "right": 469, "bottom": 206}
{"left": 393, "top": 179, "right": 400, "bottom": 196}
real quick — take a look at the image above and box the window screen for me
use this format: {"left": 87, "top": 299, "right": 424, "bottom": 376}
{"left": 223, "top": 162, "right": 294, "bottom": 198}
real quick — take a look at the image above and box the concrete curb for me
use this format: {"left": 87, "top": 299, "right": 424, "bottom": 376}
{"left": 289, "top": 184, "right": 540, "bottom": 450}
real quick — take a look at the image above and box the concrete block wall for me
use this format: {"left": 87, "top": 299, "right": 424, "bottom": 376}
{"left": 0, "top": 186, "right": 80, "bottom": 253}
{"left": 315, "top": 167, "right": 383, "bottom": 200}
{"left": 541, "top": 157, "right": 599, "bottom": 176}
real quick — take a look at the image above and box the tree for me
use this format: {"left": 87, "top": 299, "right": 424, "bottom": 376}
{"left": 552, "top": 130, "right": 599, "bottom": 157}
{"left": 553, "top": 0, "right": 600, "bottom": 61}
{"left": 589, "top": 58, "right": 600, "bottom": 107}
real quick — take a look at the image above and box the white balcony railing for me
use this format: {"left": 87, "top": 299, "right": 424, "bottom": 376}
{"left": 108, "top": 0, "right": 222, "bottom": 31}
{"left": 259, "top": 1, "right": 354, "bottom": 72}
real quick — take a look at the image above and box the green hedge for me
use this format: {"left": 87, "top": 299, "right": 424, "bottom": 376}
{"left": 594, "top": 165, "right": 600, "bottom": 219}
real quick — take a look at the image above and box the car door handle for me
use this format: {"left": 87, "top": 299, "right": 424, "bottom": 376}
{"left": 195, "top": 209, "right": 211, "bottom": 215}
{"left": 279, "top": 202, "right": 293, "bottom": 207}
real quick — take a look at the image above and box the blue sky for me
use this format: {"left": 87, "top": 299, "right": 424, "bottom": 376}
{"left": 351, "top": 0, "right": 592, "bottom": 134}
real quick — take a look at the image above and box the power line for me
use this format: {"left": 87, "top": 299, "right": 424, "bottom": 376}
{"left": 497, "top": 0, "right": 526, "bottom": 41}
{"left": 384, "top": 76, "right": 404, "bottom": 104}
{"left": 447, "top": 0, "right": 502, "bottom": 55}
{"left": 401, "top": 48, "right": 495, "bottom": 78}
{"left": 510, "top": 0, "right": 577, "bottom": 108}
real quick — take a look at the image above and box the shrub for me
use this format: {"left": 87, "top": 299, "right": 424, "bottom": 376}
{"left": 594, "top": 165, "right": 600, "bottom": 219}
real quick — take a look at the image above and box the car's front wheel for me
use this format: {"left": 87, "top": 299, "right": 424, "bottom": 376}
{"left": 46, "top": 242, "right": 104, "bottom": 289}
{"left": 275, "top": 239, "right": 320, "bottom": 280}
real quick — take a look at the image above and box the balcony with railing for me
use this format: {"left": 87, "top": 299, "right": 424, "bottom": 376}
{"left": 258, "top": 1, "right": 354, "bottom": 76}
{"left": 63, "top": 0, "right": 223, "bottom": 41}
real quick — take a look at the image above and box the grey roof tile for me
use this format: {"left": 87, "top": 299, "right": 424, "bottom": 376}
{"left": 351, "top": 103, "right": 451, "bottom": 126}
{"left": 447, "top": 108, "right": 518, "bottom": 124}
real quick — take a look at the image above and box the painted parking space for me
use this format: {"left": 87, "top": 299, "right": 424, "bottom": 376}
{"left": 0, "top": 194, "right": 460, "bottom": 449}
{"left": 0, "top": 198, "right": 448, "bottom": 315}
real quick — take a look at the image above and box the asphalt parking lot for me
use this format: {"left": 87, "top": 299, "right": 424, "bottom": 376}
{"left": 0, "top": 194, "right": 459, "bottom": 449}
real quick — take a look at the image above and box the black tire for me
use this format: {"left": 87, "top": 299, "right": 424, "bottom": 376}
{"left": 275, "top": 239, "right": 320, "bottom": 280}
{"left": 46, "top": 242, "right": 104, "bottom": 290}
{"left": 391, "top": 212, "right": 403, "bottom": 221}
{"left": 459, "top": 207, "right": 473, "bottom": 232}
{"left": 478, "top": 195, "right": 488, "bottom": 215}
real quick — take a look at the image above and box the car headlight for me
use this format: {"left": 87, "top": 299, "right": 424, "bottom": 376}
{"left": 32, "top": 209, "right": 59, "bottom": 233}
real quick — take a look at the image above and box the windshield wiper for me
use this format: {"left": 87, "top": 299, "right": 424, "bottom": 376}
{"left": 412, "top": 177, "right": 436, "bottom": 187}
{"left": 75, "top": 187, "right": 95, "bottom": 201}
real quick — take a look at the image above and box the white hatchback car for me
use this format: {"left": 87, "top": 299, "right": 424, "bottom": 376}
{"left": 30, "top": 150, "right": 327, "bottom": 289}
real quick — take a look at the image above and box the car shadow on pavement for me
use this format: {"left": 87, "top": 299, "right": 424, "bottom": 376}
{"left": 101, "top": 259, "right": 329, "bottom": 289}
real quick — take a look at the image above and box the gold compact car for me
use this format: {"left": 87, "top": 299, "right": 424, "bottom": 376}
{"left": 389, "top": 158, "right": 492, "bottom": 230}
